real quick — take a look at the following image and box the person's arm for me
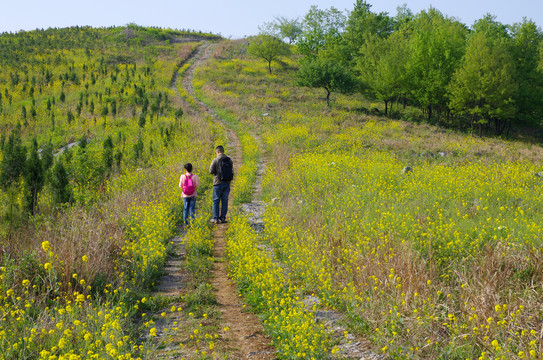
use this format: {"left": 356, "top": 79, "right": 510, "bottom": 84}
{"left": 179, "top": 174, "right": 184, "bottom": 188}
{"left": 209, "top": 158, "right": 217, "bottom": 175}
{"left": 194, "top": 175, "right": 200, "bottom": 189}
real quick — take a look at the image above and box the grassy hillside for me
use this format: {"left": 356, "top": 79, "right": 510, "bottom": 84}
{"left": 2, "top": 25, "right": 543, "bottom": 359}
{"left": 195, "top": 40, "right": 543, "bottom": 359}
{"left": 0, "top": 26, "right": 223, "bottom": 359}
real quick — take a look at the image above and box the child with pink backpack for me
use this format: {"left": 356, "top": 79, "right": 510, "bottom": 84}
{"left": 179, "top": 163, "right": 199, "bottom": 226}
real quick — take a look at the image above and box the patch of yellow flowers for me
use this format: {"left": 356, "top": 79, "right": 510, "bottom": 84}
{"left": 226, "top": 213, "right": 333, "bottom": 358}
{"left": 261, "top": 148, "right": 543, "bottom": 358}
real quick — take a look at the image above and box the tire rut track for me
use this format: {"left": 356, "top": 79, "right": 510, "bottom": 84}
{"left": 182, "top": 43, "right": 275, "bottom": 359}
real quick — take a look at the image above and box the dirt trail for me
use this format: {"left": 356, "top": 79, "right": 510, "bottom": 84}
{"left": 154, "top": 42, "right": 378, "bottom": 359}
{"left": 182, "top": 43, "right": 275, "bottom": 359}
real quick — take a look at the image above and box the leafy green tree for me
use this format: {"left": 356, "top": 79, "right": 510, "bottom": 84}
{"left": 139, "top": 113, "right": 146, "bottom": 128}
{"left": 142, "top": 97, "right": 149, "bottom": 114}
{"left": 296, "top": 56, "right": 356, "bottom": 106}
{"left": 175, "top": 106, "right": 184, "bottom": 129}
{"left": 472, "top": 14, "right": 509, "bottom": 40}
{"left": 273, "top": 16, "right": 303, "bottom": 44}
{"left": 344, "top": 0, "right": 394, "bottom": 60}
{"left": 111, "top": 99, "right": 117, "bottom": 116}
{"left": 114, "top": 149, "right": 123, "bottom": 169}
{"left": 24, "top": 139, "right": 44, "bottom": 215}
{"left": 297, "top": 5, "right": 346, "bottom": 56}
{"left": 150, "top": 98, "right": 160, "bottom": 121}
{"left": 66, "top": 110, "right": 74, "bottom": 124}
{"left": 394, "top": 4, "right": 414, "bottom": 29}
{"left": 101, "top": 104, "right": 109, "bottom": 118}
{"left": 41, "top": 142, "right": 54, "bottom": 173}
{"left": 0, "top": 127, "right": 27, "bottom": 190}
{"left": 162, "top": 93, "right": 170, "bottom": 114}
{"left": 448, "top": 31, "right": 517, "bottom": 135}
{"left": 175, "top": 107, "right": 184, "bottom": 119}
{"left": 257, "top": 20, "right": 277, "bottom": 36}
{"left": 78, "top": 135, "right": 87, "bottom": 149}
{"left": 132, "top": 136, "right": 144, "bottom": 165}
{"left": 50, "top": 161, "right": 71, "bottom": 205}
{"left": 102, "top": 136, "right": 114, "bottom": 175}
{"left": 357, "top": 30, "right": 409, "bottom": 115}
{"left": 247, "top": 35, "right": 291, "bottom": 74}
{"left": 72, "top": 140, "right": 103, "bottom": 198}
{"left": 509, "top": 19, "right": 543, "bottom": 126}
{"left": 405, "top": 8, "right": 467, "bottom": 121}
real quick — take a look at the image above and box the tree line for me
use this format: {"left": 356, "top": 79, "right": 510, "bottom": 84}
{"left": 250, "top": 1, "right": 543, "bottom": 136}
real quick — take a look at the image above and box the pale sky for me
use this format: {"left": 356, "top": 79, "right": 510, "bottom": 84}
{"left": 1, "top": 0, "right": 542, "bottom": 39}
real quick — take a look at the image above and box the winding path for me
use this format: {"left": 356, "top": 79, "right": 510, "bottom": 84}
{"left": 152, "top": 42, "right": 275, "bottom": 359}
{"left": 186, "top": 42, "right": 274, "bottom": 360}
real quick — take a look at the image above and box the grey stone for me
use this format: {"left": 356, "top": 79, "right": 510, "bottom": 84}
{"left": 302, "top": 295, "right": 321, "bottom": 307}
{"left": 315, "top": 310, "right": 340, "bottom": 324}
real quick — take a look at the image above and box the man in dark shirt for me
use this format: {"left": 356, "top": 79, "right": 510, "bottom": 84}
{"left": 209, "top": 145, "right": 233, "bottom": 223}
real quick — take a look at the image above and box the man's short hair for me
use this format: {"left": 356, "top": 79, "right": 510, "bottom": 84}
{"left": 184, "top": 163, "right": 193, "bottom": 172}
{"left": 215, "top": 145, "right": 225, "bottom": 153}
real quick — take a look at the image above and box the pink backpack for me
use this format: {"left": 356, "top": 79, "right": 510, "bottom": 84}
{"left": 183, "top": 174, "right": 195, "bottom": 195}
